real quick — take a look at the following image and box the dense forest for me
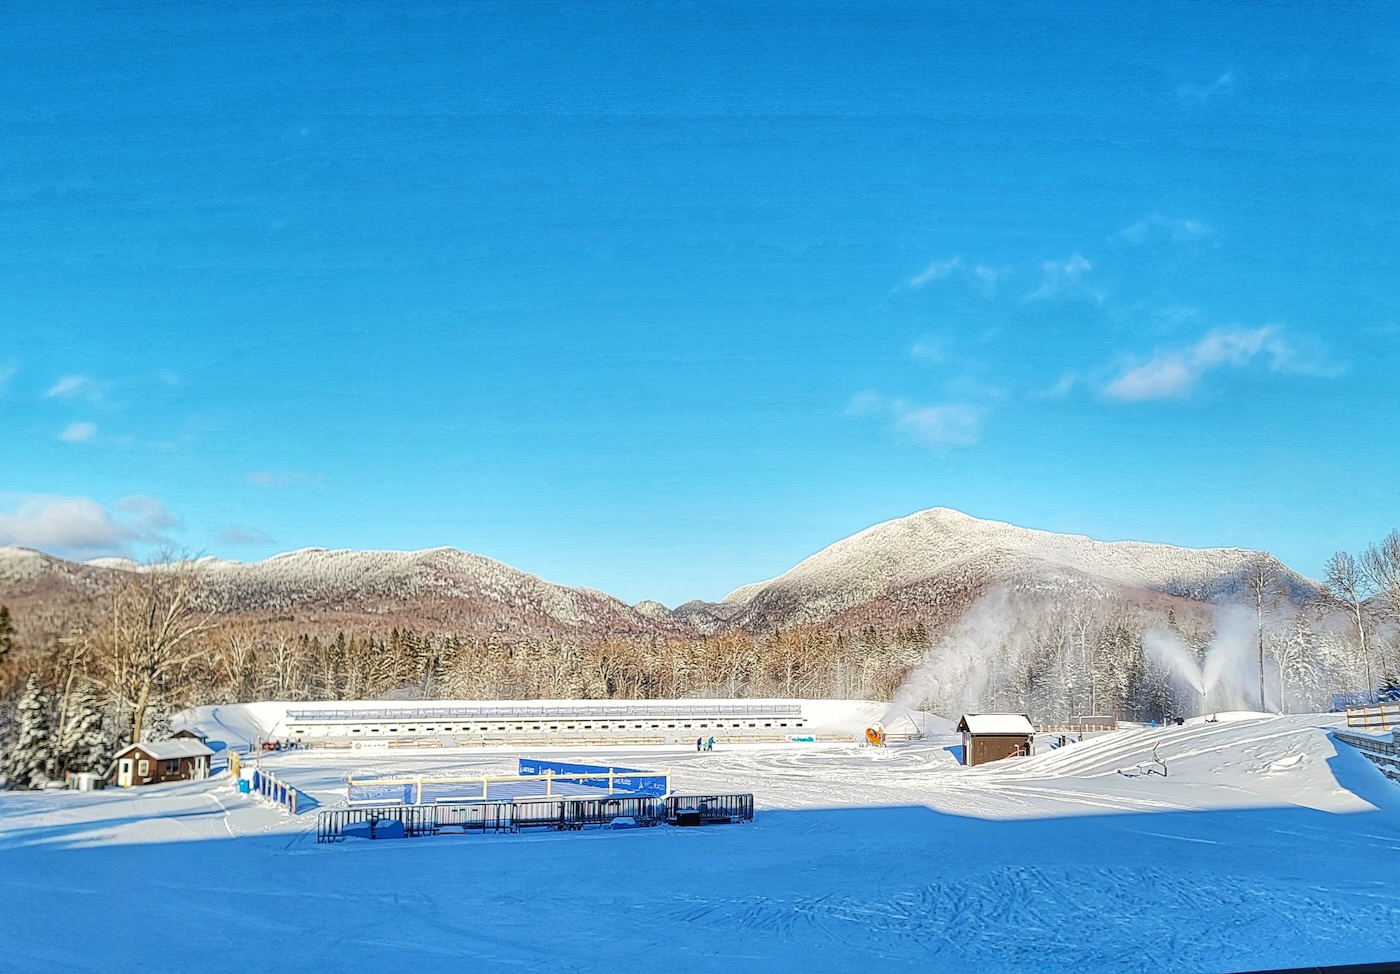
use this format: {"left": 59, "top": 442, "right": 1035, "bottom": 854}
{"left": 1, "top": 530, "right": 1397, "bottom": 789}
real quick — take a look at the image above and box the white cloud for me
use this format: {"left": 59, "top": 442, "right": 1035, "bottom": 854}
{"left": 846, "top": 392, "right": 983, "bottom": 449}
{"left": 1179, "top": 71, "right": 1235, "bottom": 103}
{"left": 60, "top": 421, "right": 98, "bottom": 443}
{"left": 844, "top": 390, "right": 884, "bottom": 418}
{"left": 115, "top": 495, "right": 181, "bottom": 530}
{"left": 1116, "top": 213, "right": 1213, "bottom": 245}
{"left": 45, "top": 375, "right": 101, "bottom": 402}
{"left": 1026, "top": 254, "right": 1097, "bottom": 302}
{"left": 220, "top": 524, "right": 274, "bottom": 545}
{"left": 905, "top": 256, "right": 1010, "bottom": 295}
{"left": 1103, "top": 325, "right": 1332, "bottom": 401}
{"left": 971, "top": 265, "right": 1010, "bottom": 294}
{"left": 891, "top": 401, "right": 983, "bottom": 448}
{"left": 910, "top": 337, "right": 946, "bottom": 364}
{"left": 0, "top": 494, "right": 179, "bottom": 558}
{"left": 1034, "top": 372, "right": 1078, "bottom": 400}
{"left": 907, "top": 256, "right": 964, "bottom": 289}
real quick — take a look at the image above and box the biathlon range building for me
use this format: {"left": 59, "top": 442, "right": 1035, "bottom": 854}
{"left": 275, "top": 699, "right": 828, "bottom": 747}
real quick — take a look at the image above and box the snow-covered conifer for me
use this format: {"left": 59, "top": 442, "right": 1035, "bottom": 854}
{"left": 8, "top": 674, "right": 55, "bottom": 789}
{"left": 56, "top": 683, "right": 112, "bottom": 775}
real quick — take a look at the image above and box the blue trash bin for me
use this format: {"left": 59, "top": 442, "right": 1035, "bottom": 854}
{"left": 237, "top": 779, "right": 250, "bottom": 794}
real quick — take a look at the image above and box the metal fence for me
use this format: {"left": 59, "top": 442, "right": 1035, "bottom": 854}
{"left": 665, "top": 793, "right": 755, "bottom": 825}
{"left": 316, "top": 792, "right": 755, "bottom": 843}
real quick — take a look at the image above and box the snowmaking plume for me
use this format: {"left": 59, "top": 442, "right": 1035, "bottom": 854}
{"left": 883, "top": 586, "right": 1027, "bottom": 723}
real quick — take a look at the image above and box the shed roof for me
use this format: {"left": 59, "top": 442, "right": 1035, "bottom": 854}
{"left": 114, "top": 739, "right": 214, "bottom": 760}
{"left": 956, "top": 713, "right": 1035, "bottom": 736}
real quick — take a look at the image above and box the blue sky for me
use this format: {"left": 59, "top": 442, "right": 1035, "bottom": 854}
{"left": 3, "top": 1, "right": 1398, "bottom": 606}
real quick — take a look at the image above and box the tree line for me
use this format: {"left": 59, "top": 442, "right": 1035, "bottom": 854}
{"left": 1, "top": 530, "right": 1397, "bottom": 788}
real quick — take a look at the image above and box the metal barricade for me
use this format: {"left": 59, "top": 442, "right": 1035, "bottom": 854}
{"left": 316, "top": 792, "right": 755, "bottom": 842}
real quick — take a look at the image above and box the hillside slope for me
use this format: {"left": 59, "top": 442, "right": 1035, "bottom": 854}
{"left": 721, "top": 508, "right": 1318, "bottom": 632}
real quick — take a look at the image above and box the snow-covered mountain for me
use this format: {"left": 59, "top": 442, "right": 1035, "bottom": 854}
{"left": 0, "top": 507, "right": 1322, "bottom": 640}
{"left": 719, "top": 508, "right": 1318, "bottom": 632}
{"left": 0, "top": 544, "right": 686, "bottom": 639}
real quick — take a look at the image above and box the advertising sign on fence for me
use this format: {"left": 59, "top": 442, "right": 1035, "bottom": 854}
{"left": 517, "top": 759, "right": 669, "bottom": 797}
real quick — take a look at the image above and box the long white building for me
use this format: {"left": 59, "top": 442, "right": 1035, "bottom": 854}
{"left": 279, "top": 699, "right": 812, "bottom": 746}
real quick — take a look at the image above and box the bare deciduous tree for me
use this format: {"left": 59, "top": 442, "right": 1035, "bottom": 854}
{"left": 1321, "top": 551, "right": 1376, "bottom": 697}
{"left": 93, "top": 559, "right": 216, "bottom": 744}
{"left": 1362, "top": 529, "right": 1400, "bottom": 682}
{"left": 1242, "top": 557, "right": 1280, "bottom": 712}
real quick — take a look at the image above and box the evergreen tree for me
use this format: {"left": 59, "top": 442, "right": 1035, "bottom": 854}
{"left": 56, "top": 683, "right": 111, "bottom": 774}
{"left": 0, "top": 604, "right": 14, "bottom": 667}
{"left": 8, "top": 675, "right": 55, "bottom": 788}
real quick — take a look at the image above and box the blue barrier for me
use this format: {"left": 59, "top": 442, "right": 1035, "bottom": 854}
{"left": 1332, "top": 688, "right": 1400, "bottom": 711}
{"left": 517, "top": 759, "right": 668, "bottom": 797}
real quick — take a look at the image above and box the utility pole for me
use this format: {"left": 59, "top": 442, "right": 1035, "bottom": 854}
{"left": 1244, "top": 557, "right": 1276, "bottom": 713}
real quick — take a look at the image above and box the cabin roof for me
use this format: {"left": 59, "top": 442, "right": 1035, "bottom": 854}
{"left": 113, "top": 740, "right": 215, "bottom": 760}
{"left": 955, "top": 713, "right": 1035, "bottom": 736}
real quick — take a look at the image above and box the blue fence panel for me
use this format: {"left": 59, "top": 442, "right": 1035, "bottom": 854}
{"left": 517, "top": 759, "right": 667, "bottom": 797}
{"left": 1332, "top": 688, "right": 1400, "bottom": 710}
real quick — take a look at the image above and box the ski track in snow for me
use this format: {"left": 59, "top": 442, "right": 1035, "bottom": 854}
{"left": 3, "top": 707, "right": 1399, "bottom": 973}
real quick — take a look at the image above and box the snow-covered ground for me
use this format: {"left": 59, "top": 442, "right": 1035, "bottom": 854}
{"left": 3, "top": 705, "right": 1399, "bottom": 973}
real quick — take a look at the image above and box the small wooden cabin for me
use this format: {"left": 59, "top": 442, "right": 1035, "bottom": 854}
{"left": 109, "top": 740, "right": 214, "bottom": 788}
{"left": 956, "top": 713, "right": 1036, "bottom": 767}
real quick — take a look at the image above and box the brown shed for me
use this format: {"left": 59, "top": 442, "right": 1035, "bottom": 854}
{"left": 108, "top": 740, "right": 214, "bottom": 788}
{"left": 956, "top": 714, "right": 1036, "bottom": 767}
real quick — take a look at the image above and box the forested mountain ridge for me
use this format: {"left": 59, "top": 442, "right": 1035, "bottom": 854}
{"left": 720, "top": 507, "right": 1321, "bottom": 633}
{"left": 0, "top": 507, "right": 1322, "bottom": 644}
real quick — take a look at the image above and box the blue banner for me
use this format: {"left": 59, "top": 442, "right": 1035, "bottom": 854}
{"left": 517, "top": 759, "right": 667, "bottom": 797}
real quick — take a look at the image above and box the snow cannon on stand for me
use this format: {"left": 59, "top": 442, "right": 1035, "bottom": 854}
{"left": 864, "top": 723, "right": 886, "bottom": 747}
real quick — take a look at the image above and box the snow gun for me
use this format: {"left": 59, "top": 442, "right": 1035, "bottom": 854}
{"left": 865, "top": 723, "right": 886, "bottom": 747}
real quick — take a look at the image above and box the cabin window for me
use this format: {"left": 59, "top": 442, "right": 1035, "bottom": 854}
{"left": 164, "top": 759, "right": 181, "bottom": 774}
{"left": 138, "top": 759, "right": 150, "bottom": 777}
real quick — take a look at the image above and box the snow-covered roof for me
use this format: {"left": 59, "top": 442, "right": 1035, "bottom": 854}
{"left": 956, "top": 713, "right": 1035, "bottom": 736}
{"left": 114, "top": 740, "right": 214, "bottom": 760}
